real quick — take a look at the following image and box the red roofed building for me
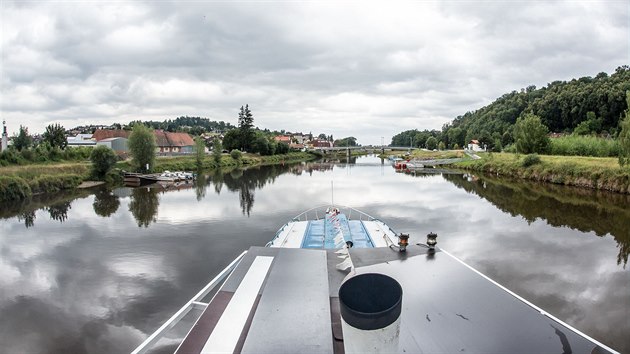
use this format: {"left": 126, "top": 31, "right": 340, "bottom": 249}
{"left": 274, "top": 135, "right": 291, "bottom": 144}
{"left": 92, "top": 129, "right": 130, "bottom": 141}
{"left": 155, "top": 130, "right": 195, "bottom": 153}
{"left": 93, "top": 129, "right": 195, "bottom": 153}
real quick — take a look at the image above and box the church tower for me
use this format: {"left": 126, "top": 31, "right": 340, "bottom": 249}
{"left": 1, "top": 120, "right": 8, "bottom": 151}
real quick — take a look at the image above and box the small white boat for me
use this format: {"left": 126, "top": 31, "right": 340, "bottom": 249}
{"left": 132, "top": 206, "right": 619, "bottom": 354}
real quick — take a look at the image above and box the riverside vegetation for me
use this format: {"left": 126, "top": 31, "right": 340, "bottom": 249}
{"left": 455, "top": 152, "right": 630, "bottom": 194}
{"left": 0, "top": 151, "right": 317, "bottom": 202}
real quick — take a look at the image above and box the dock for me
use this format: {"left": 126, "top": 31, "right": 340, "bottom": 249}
{"left": 123, "top": 172, "right": 163, "bottom": 187}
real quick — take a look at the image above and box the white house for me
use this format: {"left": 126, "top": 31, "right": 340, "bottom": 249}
{"left": 467, "top": 139, "right": 486, "bottom": 152}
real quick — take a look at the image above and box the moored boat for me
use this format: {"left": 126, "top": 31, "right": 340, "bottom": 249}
{"left": 132, "top": 205, "right": 619, "bottom": 354}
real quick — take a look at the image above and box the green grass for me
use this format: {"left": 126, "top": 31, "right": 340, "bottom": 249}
{"left": 549, "top": 135, "right": 620, "bottom": 157}
{"left": 456, "top": 153, "right": 630, "bottom": 194}
{"left": 383, "top": 149, "right": 466, "bottom": 160}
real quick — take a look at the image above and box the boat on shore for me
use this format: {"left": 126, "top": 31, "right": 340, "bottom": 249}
{"left": 123, "top": 171, "right": 195, "bottom": 187}
{"left": 132, "top": 205, "right": 619, "bottom": 354}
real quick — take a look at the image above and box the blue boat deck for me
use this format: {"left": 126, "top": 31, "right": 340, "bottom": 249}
{"left": 301, "top": 213, "right": 374, "bottom": 249}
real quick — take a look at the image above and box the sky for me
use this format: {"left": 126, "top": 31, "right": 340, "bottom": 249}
{"left": 1, "top": 1, "right": 628, "bottom": 145}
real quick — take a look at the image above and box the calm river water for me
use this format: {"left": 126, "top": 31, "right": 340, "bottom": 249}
{"left": 1, "top": 156, "right": 628, "bottom": 353}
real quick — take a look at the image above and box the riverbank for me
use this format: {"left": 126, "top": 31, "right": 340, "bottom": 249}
{"left": 454, "top": 152, "right": 630, "bottom": 194}
{"left": 0, "top": 151, "right": 318, "bottom": 201}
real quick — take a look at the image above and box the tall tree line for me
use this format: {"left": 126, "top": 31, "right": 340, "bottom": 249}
{"left": 392, "top": 66, "right": 629, "bottom": 149}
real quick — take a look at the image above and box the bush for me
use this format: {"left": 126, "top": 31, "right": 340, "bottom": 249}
{"left": 30, "top": 174, "right": 82, "bottom": 194}
{"left": 230, "top": 149, "right": 242, "bottom": 160}
{"left": 550, "top": 135, "right": 619, "bottom": 157}
{"left": 514, "top": 113, "right": 550, "bottom": 154}
{"left": 90, "top": 145, "right": 118, "bottom": 179}
{"left": 105, "top": 169, "right": 123, "bottom": 184}
{"left": 0, "top": 176, "right": 32, "bottom": 202}
{"left": 276, "top": 142, "right": 290, "bottom": 154}
{"left": 521, "top": 153, "right": 541, "bottom": 167}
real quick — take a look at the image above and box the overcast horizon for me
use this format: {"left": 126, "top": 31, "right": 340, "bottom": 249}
{"left": 1, "top": 1, "right": 628, "bottom": 145}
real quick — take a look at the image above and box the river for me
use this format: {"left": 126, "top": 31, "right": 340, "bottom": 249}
{"left": 1, "top": 156, "right": 628, "bottom": 353}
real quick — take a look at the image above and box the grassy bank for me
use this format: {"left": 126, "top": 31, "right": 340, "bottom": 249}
{"left": 115, "top": 151, "right": 317, "bottom": 172}
{"left": 381, "top": 149, "right": 466, "bottom": 159}
{"left": 0, "top": 152, "right": 317, "bottom": 201}
{"left": 455, "top": 152, "right": 630, "bottom": 194}
{"left": 0, "top": 163, "right": 89, "bottom": 202}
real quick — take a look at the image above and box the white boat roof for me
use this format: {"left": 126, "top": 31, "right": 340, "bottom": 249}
{"left": 174, "top": 245, "right": 617, "bottom": 354}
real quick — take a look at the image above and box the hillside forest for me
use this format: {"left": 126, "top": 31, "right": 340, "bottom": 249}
{"left": 391, "top": 66, "right": 630, "bottom": 151}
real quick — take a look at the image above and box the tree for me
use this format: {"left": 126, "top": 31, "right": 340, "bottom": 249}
{"left": 619, "top": 92, "right": 630, "bottom": 167}
{"left": 213, "top": 139, "right": 223, "bottom": 163}
{"left": 334, "top": 137, "right": 358, "bottom": 147}
{"left": 251, "top": 132, "right": 271, "bottom": 155}
{"left": 438, "top": 141, "right": 446, "bottom": 150}
{"left": 276, "top": 142, "right": 289, "bottom": 154}
{"left": 43, "top": 123, "right": 67, "bottom": 149}
{"left": 128, "top": 123, "right": 156, "bottom": 173}
{"left": 13, "top": 125, "right": 32, "bottom": 151}
{"left": 90, "top": 145, "right": 117, "bottom": 178}
{"left": 426, "top": 136, "right": 438, "bottom": 150}
{"left": 222, "top": 129, "right": 241, "bottom": 151}
{"left": 238, "top": 105, "right": 254, "bottom": 151}
{"left": 514, "top": 113, "right": 551, "bottom": 154}
{"left": 195, "top": 137, "right": 205, "bottom": 168}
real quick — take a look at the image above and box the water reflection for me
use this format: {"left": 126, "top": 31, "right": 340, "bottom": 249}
{"left": 92, "top": 190, "right": 120, "bottom": 217}
{"left": 17, "top": 210, "right": 36, "bottom": 228}
{"left": 128, "top": 188, "right": 160, "bottom": 228}
{"left": 1, "top": 158, "right": 628, "bottom": 354}
{"left": 194, "top": 172, "right": 208, "bottom": 201}
{"left": 443, "top": 173, "right": 630, "bottom": 267}
{"left": 0, "top": 189, "right": 91, "bottom": 227}
{"left": 46, "top": 201, "right": 72, "bottom": 222}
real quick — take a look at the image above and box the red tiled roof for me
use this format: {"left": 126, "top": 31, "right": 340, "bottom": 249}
{"left": 166, "top": 132, "right": 195, "bottom": 147}
{"left": 94, "top": 129, "right": 193, "bottom": 147}
{"left": 93, "top": 129, "right": 130, "bottom": 141}
{"left": 154, "top": 130, "right": 170, "bottom": 147}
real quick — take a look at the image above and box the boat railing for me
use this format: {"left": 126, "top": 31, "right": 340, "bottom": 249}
{"left": 131, "top": 250, "right": 248, "bottom": 354}
{"left": 289, "top": 205, "right": 378, "bottom": 222}
{"left": 265, "top": 206, "right": 380, "bottom": 247}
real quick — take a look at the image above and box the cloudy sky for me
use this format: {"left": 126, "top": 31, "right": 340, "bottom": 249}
{"left": 1, "top": 1, "right": 628, "bottom": 144}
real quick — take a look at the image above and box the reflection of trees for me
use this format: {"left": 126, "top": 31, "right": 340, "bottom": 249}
{"left": 128, "top": 188, "right": 160, "bottom": 228}
{"left": 194, "top": 172, "right": 208, "bottom": 201}
{"left": 47, "top": 201, "right": 71, "bottom": 222}
{"left": 210, "top": 169, "right": 224, "bottom": 195}
{"left": 93, "top": 190, "right": 120, "bottom": 217}
{"left": 220, "top": 164, "right": 293, "bottom": 216}
{"left": 0, "top": 189, "right": 92, "bottom": 228}
{"left": 444, "top": 173, "right": 630, "bottom": 267}
{"left": 17, "top": 211, "right": 35, "bottom": 228}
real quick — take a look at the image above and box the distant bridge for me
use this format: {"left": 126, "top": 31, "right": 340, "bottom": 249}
{"left": 308, "top": 146, "right": 417, "bottom": 154}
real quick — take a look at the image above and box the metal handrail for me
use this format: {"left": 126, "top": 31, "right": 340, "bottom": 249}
{"left": 131, "top": 250, "right": 248, "bottom": 354}
{"left": 289, "top": 205, "right": 377, "bottom": 222}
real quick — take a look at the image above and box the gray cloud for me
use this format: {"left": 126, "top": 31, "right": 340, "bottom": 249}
{"left": 1, "top": 1, "right": 627, "bottom": 144}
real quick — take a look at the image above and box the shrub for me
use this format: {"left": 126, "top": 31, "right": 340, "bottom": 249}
{"left": 521, "top": 153, "right": 541, "bottom": 167}
{"left": 514, "top": 113, "right": 550, "bottom": 154}
{"left": 30, "top": 174, "right": 82, "bottom": 194}
{"left": 0, "top": 176, "right": 32, "bottom": 202}
{"left": 230, "top": 149, "right": 242, "bottom": 160}
{"left": 90, "top": 145, "right": 118, "bottom": 179}
{"left": 550, "top": 135, "right": 619, "bottom": 157}
{"left": 276, "top": 142, "right": 289, "bottom": 154}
